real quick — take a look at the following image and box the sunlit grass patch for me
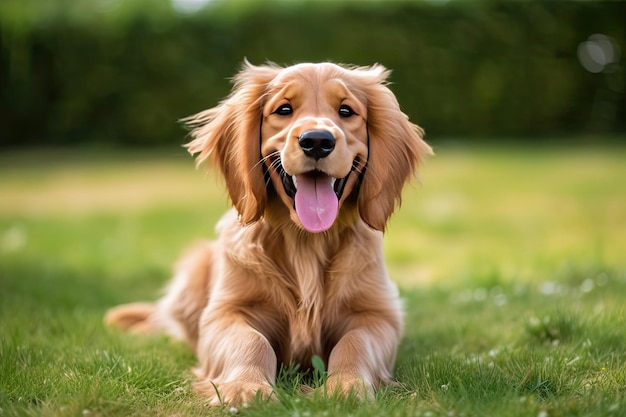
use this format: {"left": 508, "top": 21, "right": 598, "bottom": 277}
{"left": 1, "top": 144, "right": 625, "bottom": 416}
{"left": 386, "top": 145, "right": 626, "bottom": 286}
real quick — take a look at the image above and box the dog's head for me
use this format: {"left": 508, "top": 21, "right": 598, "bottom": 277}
{"left": 186, "top": 61, "right": 431, "bottom": 233}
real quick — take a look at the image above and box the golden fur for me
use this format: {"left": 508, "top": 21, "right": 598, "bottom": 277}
{"left": 105, "top": 61, "right": 432, "bottom": 405}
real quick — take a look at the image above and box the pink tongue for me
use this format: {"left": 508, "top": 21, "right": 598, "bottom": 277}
{"left": 294, "top": 174, "right": 339, "bottom": 233}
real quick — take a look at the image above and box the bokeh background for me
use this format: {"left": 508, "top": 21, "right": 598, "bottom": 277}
{"left": 1, "top": 0, "right": 624, "bottom": 148}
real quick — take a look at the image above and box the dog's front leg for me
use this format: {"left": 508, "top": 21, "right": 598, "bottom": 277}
{"left": 325, "top": 314, "right": 401, "bottom": 400}
{"left": 193, "top": 316, "right": 276, "bottom": 406}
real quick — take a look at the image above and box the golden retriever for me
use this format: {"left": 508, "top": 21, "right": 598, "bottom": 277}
{"left": 105, "top": 61, "right": 431, "bottom": 405}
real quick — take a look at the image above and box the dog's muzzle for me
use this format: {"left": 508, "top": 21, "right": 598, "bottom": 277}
{"left": 264, "top": 127, "right": 365, "bottom": 232}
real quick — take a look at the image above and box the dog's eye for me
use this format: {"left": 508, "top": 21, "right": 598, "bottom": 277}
{"left": 338, "top": 104, "right": 356, "bottom": 118}
{"left": 274, "top": 104, "right": 293, "bottom": 116}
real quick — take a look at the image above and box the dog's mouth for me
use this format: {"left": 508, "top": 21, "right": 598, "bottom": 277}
{"left": 269, "top": 158, "right": 362, "bottom": 233}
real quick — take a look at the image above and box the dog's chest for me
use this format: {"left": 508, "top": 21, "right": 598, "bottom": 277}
{"left": 284, "top": 252, "right": 330, "bottom": 363}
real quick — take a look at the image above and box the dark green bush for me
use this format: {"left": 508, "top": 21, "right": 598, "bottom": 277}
{"left": 1, "top": 0, "right": 624, "bottom": 147}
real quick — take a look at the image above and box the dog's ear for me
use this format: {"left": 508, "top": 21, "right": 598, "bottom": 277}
{"left": 357, "top": 65, "right": 433, "bottom": 231}
{"left": 185, "top": 61, "right": 282, "bottom": 224}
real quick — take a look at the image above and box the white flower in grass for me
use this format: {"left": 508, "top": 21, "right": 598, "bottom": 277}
{"left": 473, "top": 288, "right": 487, "bottom": 302}
{"left": 565, "top": 356, "right": 580, "bottom": 366}
{"left": 540, "top": 281, "right": 561, "bottom": 296}
{"left": 595, "top": 273, "right": 609, "bottom": 287}
{"left": 493, "top": 293, "right": 508, "bottom": 306}
{"left": 580, "top": 279, "right": 595, "bottom": 293}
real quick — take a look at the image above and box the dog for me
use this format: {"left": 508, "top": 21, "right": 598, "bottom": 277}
{"left": 105, "top": 61, "right": 432, "bottom": 405}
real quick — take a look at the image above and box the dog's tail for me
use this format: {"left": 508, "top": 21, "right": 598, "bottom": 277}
{"left": 104, "top": 302, "right": 158, "bottom": 333}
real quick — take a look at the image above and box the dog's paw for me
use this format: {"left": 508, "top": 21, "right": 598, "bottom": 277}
{"left": 322, "top": 373, "right": 374, "bottom": 401}
{"left": 194, "top": 379, "right": 274, "bottom": 406}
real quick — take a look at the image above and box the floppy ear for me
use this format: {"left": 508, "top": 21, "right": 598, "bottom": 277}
{"left": 184, "top": 61, "right": 282, "bottom": 224}
{"left": 357, "top": 66, "right": 433, "bottom": 231}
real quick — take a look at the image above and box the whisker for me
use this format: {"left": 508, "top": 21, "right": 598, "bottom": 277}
{"left": 252, "top": 150, "right": 280, "bottom": 172}
{"left": 352, "top": 158, "right": 367, "bottom": 176}
{"left": 352, "top": 165, "right": 364, "bottom": 176}
{"left": 267, "top": 158, "right": 282, "bottom": 176}
{"left": 260, "top": 152, "right": 285, "bottom": 189}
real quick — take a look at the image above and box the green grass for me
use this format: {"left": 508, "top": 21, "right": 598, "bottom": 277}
{"left": 1, "top": 144, "right": 625, "bottom": 416}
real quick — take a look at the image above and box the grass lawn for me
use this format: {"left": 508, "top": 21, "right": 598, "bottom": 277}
{"left": 1, "top": 143, "right": 625, "bottom": 416}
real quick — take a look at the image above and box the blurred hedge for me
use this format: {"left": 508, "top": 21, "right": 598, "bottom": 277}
{"left": 1, "top": 0, "right": 624, "bottom": 147}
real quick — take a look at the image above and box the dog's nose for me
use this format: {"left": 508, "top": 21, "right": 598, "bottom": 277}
{"left": 298, "top": 130, "right": 336, "bottom": 160}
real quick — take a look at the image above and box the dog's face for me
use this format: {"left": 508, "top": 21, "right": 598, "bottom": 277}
{"left": 186, "top": 62, "right": 431, "bottom": 232}
{"left": 261, "top": 64, "right": 370, "bottom": 232}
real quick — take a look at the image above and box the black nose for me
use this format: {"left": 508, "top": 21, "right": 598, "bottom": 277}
{"left": 298, "top": 130, "right": 336, "bottom": 160}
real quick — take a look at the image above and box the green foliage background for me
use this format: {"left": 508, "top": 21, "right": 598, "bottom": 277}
{"left": 1, "top": 0, "right": 625, "bottom": 147}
